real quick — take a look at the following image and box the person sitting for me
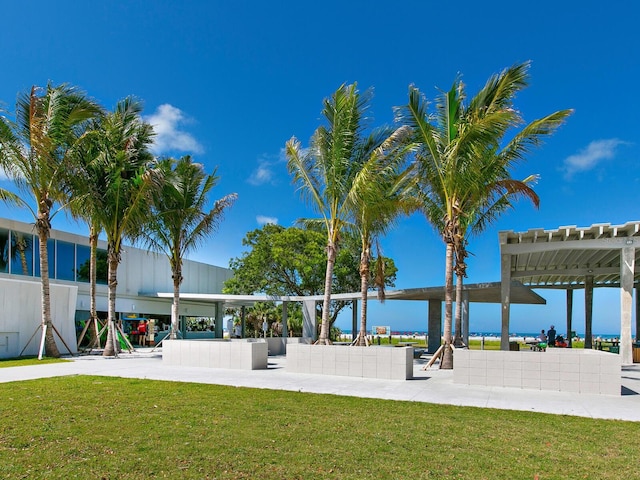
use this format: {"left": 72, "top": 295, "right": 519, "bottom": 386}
{"left": 555, "top": 335, "right": 567, "bottom": 348}
{"left": 533, "top": 329, "right": 547, "bottom": 351}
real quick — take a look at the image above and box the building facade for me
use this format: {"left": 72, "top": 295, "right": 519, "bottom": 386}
{"left": 0, "top": 217, "right": 232, "bottom": 358}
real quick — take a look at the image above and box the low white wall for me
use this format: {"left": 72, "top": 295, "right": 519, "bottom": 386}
{"left": 286, "top": 344, "right": 413, "bottom": 380}
{"left": 0, "top": 278, "right": 78, "bottom": 358}
{"left": 163, "top": 339, "right": 268, "bottom": 370}
{"left": 453, "top": 349, "right": 621, "bottom": 396}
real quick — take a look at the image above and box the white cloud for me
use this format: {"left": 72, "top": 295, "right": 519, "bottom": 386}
{"left": 256, "top": 215, "right": 278, "bottom": 225}
{"left": 563, "top": 139, "right": 629, "bottom": 179}
{"left": 247, "top": 149, "right": 288, "bottom": 186}
{"left": 145, "top": 104, "right": 204, "bottom": 155}
{"left": 248, "top": 162, "right": 274, "bottom": 185}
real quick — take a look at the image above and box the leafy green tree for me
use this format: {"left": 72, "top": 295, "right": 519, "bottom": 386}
{"left": 397, "top": 62, "right": 572, "bottom": 367}
{"left": 286, "top": 83, "right": 401, "bottom": 344}
{"left": 224, "top": 224, "right": 397, "bottom": 335}
{"left": 0, "top": 84, "right": 101, "bottom": 358}
{"left": 84, "top": 97, "right": 158, "bottom": 357}
{"left": 141, "top": 156, "right": 237, "bottom": 339}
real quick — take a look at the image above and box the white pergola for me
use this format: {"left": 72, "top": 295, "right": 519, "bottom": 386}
{"left": 500, "top": 221, "right": 640, "bottom": 364}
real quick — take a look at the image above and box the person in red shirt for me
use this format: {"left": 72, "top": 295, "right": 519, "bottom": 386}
{"left": 137, "top": 320, "right": 147, "bottom": 346}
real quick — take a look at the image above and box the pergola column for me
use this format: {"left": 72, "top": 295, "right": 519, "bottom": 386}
{"left": 240, "top": 306, "right": 246, "bottom": 338}
{"left": 500, "top": 252, "right": 512, "bottom": 351}
{"left": 302, "top": 299, "right": 316, "bottom": 340}
{"left": 585, "top": 276, "right": 593, "bottom": 349}
{"left": 214, "top": 301, "right": 223, "bottom": 338}
{"left": 281, "top": 301, "right": 288, "bottom": 353}
{"left": 636, "top": 287, "right": 640, "bottom": 343}
{"left": 352, "top": 300, "right": 358, "bottom": 339}
{"left": 620, "top": 246, "right": 634, "bottom": 364}
{"left": 427, "top": 300, "right": 442, "bottom": 354}
{"left": 461, "top": 290, "right": 470, "bottom": 346}
{"left": 566, "top": 289, "right": 573, "bottom": 347}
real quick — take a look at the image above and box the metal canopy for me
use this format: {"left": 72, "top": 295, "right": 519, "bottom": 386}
{"left": 500, "top": 221, "right": 640, "bottom": 289}
{"left": 154, "top": 281, "right": 544, "bottom": 307}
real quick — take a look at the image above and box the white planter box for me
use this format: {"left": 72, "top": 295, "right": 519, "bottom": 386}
{"left": 453, "top": 349, "right": 621, "bottom": 395}
{"left": 163, "top": 339, "right": 268, "bottom": 370}
{"left": 286, "top": 344, "right": 413, "bottom": 380}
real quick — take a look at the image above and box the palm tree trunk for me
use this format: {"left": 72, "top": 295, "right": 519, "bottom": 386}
{"left": 454, "top": 273, "right": 463, "bottom": 346}
{"left": 36, "top": 214, "right": 60, "bottom": 358}
{"left": 89, "top": 226, "right": 100, "bottom": 348}
{"left": 441, "top": 241, "right": 454, "bottom": 369}
{"left": 355, "top": 246, "right": 370, "bottom": 346}
{"left": 318, "top": 241, "right": 336, "bottom": 345}
{"left": 171, "top": 263, "right": 182, "bottom": 340}
{"left": 103, "top": 248, "right": 120, "bottom": 357}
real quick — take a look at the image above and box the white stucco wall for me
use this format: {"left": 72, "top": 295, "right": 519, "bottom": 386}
{"left": 0, "top": 278, "right": 77, "bottom": 358}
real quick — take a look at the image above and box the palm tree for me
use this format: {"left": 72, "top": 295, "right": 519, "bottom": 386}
{"left": 397, "top": 62, "right": 572, "bottom": 368}
{"left": 86, "top": 97, "right": 157, "bottom": 357}
{"left": 347, "top": 126, "right": 417, "bottom": 346}
{"left": 142, "top": 155, "right": 237, "bottom": 339}
{"left": 66, "top": 119, "right": 110, "bottom": 349}
{"left": 286, "top": 83, "right": 392, "bottom": 344}
{"left": 0, "top": 84, "right": 101, "bottom": 358}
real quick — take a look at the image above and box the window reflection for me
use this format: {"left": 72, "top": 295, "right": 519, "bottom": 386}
{"left": 0, "top": 228, "right": 9, "bottom": 273}
{"left": 56, "top": 241, "right": 76, "bottom": 281}
{"left": 75, "top": 246, "right": 108, "bottom": 284}
{"left": 76, "top": 244, "right": 90, "bottom": 283}
{"left": 34, "top": 237, "right": 55, "bottom": 278}
{"left": 10, "top": 231, "right": 34, "bottom": 276}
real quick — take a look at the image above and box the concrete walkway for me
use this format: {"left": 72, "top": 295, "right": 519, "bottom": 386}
{"left": 1, "top": 349, "right": 639, "bottom": 422}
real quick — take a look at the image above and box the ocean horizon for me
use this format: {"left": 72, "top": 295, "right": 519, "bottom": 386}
{"left": 339, "top": 329, "right": 625, "bottom": 340}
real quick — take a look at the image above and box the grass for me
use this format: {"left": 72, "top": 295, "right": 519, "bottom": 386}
{"left": 0, "top": 376, "right": 637, "bottom": 479}
{"left": 0, "top": 357, "right": 69, "bottom": 368}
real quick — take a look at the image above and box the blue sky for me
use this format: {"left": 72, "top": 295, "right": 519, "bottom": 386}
{"left": 1, "top": 1, "right": 638, "bottom": 335}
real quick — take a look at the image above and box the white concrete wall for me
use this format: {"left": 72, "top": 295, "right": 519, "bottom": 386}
{"left": 162, "top": 339, "right": 268, "bottom": 370}
{"left": 0, "top": 278, "right": 77, "bottom": 358}
{"left": 286, "top": 344, "right": 413, "bottom": 380}
{"left": 453, "top": 349, "right": 621, "bottom": 396}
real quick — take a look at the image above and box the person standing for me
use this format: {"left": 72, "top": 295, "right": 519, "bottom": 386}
{"left": 547, "top": 325, "right": 557, "bottom": 347}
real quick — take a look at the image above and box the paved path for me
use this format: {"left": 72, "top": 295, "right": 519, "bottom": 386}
{"left": 1, "top": 350, "right": 639, "bottom": 422}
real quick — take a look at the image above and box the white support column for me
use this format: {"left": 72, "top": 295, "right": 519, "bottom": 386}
{"left": 620, "top": 246, "right": 634, "bottom": 364}
{"left": 461, "top": 290, "right": 470, "bottom": 346}
{"left": 281, "top": 301, "right": 288, "bottom": 353}
{"left": 302, "top": 299, "right": 316, "bottom": 340}
{"left": 500, "top": 253, "right": 512, "bottom": 351}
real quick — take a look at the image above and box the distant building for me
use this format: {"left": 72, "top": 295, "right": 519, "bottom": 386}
{"left": 0, "top": 217, "right": 232, "bottom": 357}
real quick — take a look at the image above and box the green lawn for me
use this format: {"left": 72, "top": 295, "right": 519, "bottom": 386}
{"left": 0, "top": 376, "right": 637, "bottom": 479}
{"left": 0, "top": 357, "right": 69, "bottom": 368}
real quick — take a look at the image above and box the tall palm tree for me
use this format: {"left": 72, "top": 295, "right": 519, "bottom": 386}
{"left": 86, "top": 97, "right": 157, "bottom": 357}
{"left": 142, "top": 155, "right": 237, "bottom": 339}
{"left": 66, "top": 119, "right": 110, "bottom": 349}
{"left": 0, "top": 84, "right": 101, "bottom": 358}
{"left": 286, "top": 83, "right": 391, "bottom": 344}
{"left": 347, "top": 126, "right": 417, "bottom": 346}
{"left": 397, "top": 62, "right": 572, "bottom": 368}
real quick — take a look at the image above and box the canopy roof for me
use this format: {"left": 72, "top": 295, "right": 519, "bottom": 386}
{"left": 500, "top": 221, "right": 640, "bottom": 289}
{"left": 154, "top": 281, "right": 545, "bottom": 308}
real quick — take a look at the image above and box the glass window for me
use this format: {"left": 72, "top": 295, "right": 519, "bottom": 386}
{"left": 96, "top": 248, "right": 108, "bottom": 285}
{"left": 0, "top": 228, "right": 9, "bottom": 273}
{"left": 34, "top": 237, "right": 55, "bottom": 279}
{"left": 76, "top": 244, "right": 91, "bottom": 283}
{"left": 56, "top": 240, "right": 76, "bottom": 281}
{"left": 10, "top": 231, "right": 34, "bottom": 276}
